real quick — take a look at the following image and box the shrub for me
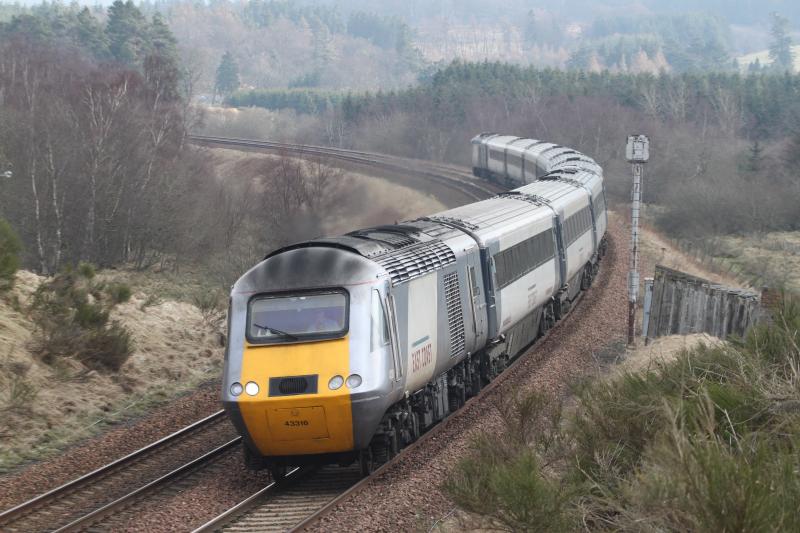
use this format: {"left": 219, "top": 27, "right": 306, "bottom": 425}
{"left": 80, "top": 322, "right": 133, "bottom": 372}
{"left": 447, "top": 295, "right": 800, "bottom": 531}
{"left": 29, "top": 269, "right": 134, "bottom": 372}
{"left": 0, "top": 217, "right": 22, "bottom": 291}
{"left": 3, "top": 374, "right": 38, "bottom": 413}
{"left": 106, "top": 283, "right": 132, "bottom": 304}
{"left": 77, "top": 262, "right": 95, "bottom": 279}
{"left": 74, "top": 301, "right": 109, "bottom": 328}
{"left": 444, "top": 393, "right": 574, "bottom": 532}
{"left": 193, "top": 289, "right": 225, "bottom": 327}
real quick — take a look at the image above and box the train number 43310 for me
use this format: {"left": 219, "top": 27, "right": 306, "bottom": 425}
{"left": 284, "top": 420, "right": 309, "bottom": 427}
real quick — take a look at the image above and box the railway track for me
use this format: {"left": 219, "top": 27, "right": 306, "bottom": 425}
{"left": 191, "top": 292, "right": 591, "bottom": 533}
{"left": 0, "top": 411, "right": 237, "bottom": 532}
{"left": 192, "top": 466, "right": 362, "bottom": 533}
{"left": 1, "top": 138, "right": 605, "bottom": 532}
{"left": 0, "top": 137, "right": 498, "bottom": 533}
{"left": 188, "top": 135, "right": 502, "bottom": 203}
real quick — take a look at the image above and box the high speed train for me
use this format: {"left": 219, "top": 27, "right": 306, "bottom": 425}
{"left": 221, "top": 133, "right": 607, "bottom": 478}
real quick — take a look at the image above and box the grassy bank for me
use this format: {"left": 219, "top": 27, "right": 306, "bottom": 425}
{"left": 445, "top": 296, "right": 800, "bottom": 532}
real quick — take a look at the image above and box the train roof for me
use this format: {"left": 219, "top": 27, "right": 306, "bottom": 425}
{"left": 263, "top": 220, "right": 474, "bottom": 286}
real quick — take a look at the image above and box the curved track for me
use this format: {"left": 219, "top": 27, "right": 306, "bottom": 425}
{"left": 2, "top": 138, "right": 604, "bottom": 532}
{"left": 188, "top": 135, "right": 503, "bottom": 204}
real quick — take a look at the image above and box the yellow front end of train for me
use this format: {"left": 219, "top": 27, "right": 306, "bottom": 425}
{"left": 236, "top": 336, "right": 355, "bottom": 456}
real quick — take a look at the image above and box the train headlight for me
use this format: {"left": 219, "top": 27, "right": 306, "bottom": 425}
{"left": 245, "top": 381, "right": 260, "bottom": 396}
{"left": 328, "top": 375, "right": 344, "bottom": 390}
{"left": 346, "top": 374, "right": 362, "bottom": 389}
{"left": 230, "top": 382, "right": 243, "bottom": 396}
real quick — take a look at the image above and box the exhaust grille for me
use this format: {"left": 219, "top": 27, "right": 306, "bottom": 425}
{"left": 443, "top": 271, "right": 466, "bottom": 358}
{"left": 376, "top": 241, "right": 456, "bottom": 285}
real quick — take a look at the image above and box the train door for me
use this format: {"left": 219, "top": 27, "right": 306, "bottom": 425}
{"left": 467, "top": 262, "right": 487, "bottom": 348}
{"left": 385, "top": 293, "right": 403, "bottom": 387}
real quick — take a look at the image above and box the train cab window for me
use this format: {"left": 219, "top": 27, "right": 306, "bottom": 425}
{"left": 371, "top": 290, "right": 390, "bottom": 351}
{"left": 247, "top": 290, "right": 348, "bottom": 344}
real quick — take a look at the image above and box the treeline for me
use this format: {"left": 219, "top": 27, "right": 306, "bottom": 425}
{"left": 215, "top": 61, "right": 799, "bottom": 239}
{"left": 254, "top": 62, "right": 800, "bottom": 140}
{"left": 228, "top": 89, "right": 343, "bottom": 114}
{"left": 569, "top": 13, "right": 731, "bottom": 72}
{"left": 0, "top": 1, "right": 215, "bottom": 275}
{"left": 163, "top": 0, "right": 423, "bottom": 93}
{"left": 2, "top": 1, "right": 177, "bottom": 67}
{"left": 0, "top": 1, "right": 358, "bottom": 282}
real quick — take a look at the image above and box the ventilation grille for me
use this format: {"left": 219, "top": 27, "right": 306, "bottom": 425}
{"left": 269, "top": 375, "right": 318, "bottom": 397}
{"left": 427, "top": 216, "right": 480, "bottom": 232}
{"left": 443, "top": 271, "right": 466, "bottom": 358}
{"left": 377, "top": 241, "right": 456, "bottom": 285}
{"left": 368, "top": 232, "right": 419, "bottom": 248}
{"left": 497, "top": 192, "right": 551, "bottom": 206}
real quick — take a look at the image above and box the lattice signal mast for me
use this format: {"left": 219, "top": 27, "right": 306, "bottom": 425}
{"left": 626, "top": 135, "right": 649, "bottom": 346}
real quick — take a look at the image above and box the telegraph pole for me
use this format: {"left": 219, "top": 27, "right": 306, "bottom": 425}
{"left": 626, "top": 135, "right": 649, "bottom": 346}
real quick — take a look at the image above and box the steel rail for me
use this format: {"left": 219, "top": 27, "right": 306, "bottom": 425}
{"left": 54, "top": 437, "right": 242, "bottom": 532}
{"left": 187, "top": 135, "right": 501, "bottom": 201}
{"left": 0, "top": 409, "right": 227, "bottom": 529}
{"left": 190, "top": 466, "right": 304, "bottom": 533}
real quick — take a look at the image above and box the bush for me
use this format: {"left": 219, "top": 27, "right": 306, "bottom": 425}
{"left": 29, "top": 269, "right": 134, "bottom": 372}
{"left": 77, "top": 262, "right": 95, "bottom": 279}
{"left": 193, "top": 289, "right": 225, "bottom": 328}
{"left": 3, "top": 374, "right": 38, "bottom": 413}
{"left": 106, "top": 283, "right": 132, "bottom": 304}
{"left": 447, "top": 295, "right": 800, "bottom": 531}
{"left": 80, "top": 322, "right": 133, "bottom": 372}
{"left": 443, "top": 393, "right": 574, "bottom": 532}
{"left": 0, "top": 217, "right": 22, "bottom": 291}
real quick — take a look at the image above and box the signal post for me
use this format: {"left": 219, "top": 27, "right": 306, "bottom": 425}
{"left": 626, "top": 135, "right": 649, "bottom": 346}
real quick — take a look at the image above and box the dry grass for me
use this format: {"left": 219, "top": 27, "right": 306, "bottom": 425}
{"left": 208, "top": 147, "right": 446, "bottom": 235}
{"left": 445, "top": 299, "right": 800, "bottom": 532}
{"left": 0, "top": 269, "right": 223, "bottom": 472}
{"left": 715, "top": 232, "right": 800, "bottom": 292}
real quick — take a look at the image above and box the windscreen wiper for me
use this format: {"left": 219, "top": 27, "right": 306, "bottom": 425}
{"left": 253, "top": 323, "right": 299, "bottom": 341}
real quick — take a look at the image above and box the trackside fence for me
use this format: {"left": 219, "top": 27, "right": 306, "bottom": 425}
{"left": 643, "top": 265, "right": 762, "bottom": 343}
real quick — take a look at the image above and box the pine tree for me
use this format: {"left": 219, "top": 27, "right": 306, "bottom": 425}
{"left": 106, "top": 0, "right": 148, "bottom": 66}
{"left": 769, "top": 12, "right": 794, "bottom": 72}
{"left": 524, "top": 10, "right": 537, "bottom": 47}
{"left": 74, "top": 7, "right": 109, "bottom": 60}
{"left": 746, "top": 140, "right": 764, "bottom": 172}
{"left": 310, "top": 16, "right": 333, "bottom": 72}
{"left": 786, "top": 132, "right": 800, "bottom": 169}
{"left": 215, "top": 51, "right": 240, "bottom": 103}
{"left": 149, "top": 13, "right": 177, "bottom": 60}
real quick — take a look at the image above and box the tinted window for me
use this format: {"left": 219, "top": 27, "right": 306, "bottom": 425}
{"left": 248, "top": 291, "right": 348, "bottom": 344}
{"left": 494, "top": 230, "right": 555, "bottom": 290}
{"left": 563, "top": 206, "right": 594, "bottom": 246}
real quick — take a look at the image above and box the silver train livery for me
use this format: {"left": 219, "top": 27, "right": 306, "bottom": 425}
{"left": 222, "top": 133, "right": 608, "bottom": 477}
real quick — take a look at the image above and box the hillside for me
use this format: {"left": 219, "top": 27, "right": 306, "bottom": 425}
{"left": 0, "top": 270, "right": 223, "bottom": 472}
{"left": 738, "top": 45, "right": 800, "bottom": 71}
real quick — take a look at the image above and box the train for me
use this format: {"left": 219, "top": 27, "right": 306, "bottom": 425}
{"left": 221, "top": 133, "right": 607, "bottom": 478}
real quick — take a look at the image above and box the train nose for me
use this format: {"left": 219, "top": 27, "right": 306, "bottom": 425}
{"left": 266, "top": 405, "right": 330, "bottom": 441}
{"left": 231, "top": 383, "right": 354, "bottom": 456}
